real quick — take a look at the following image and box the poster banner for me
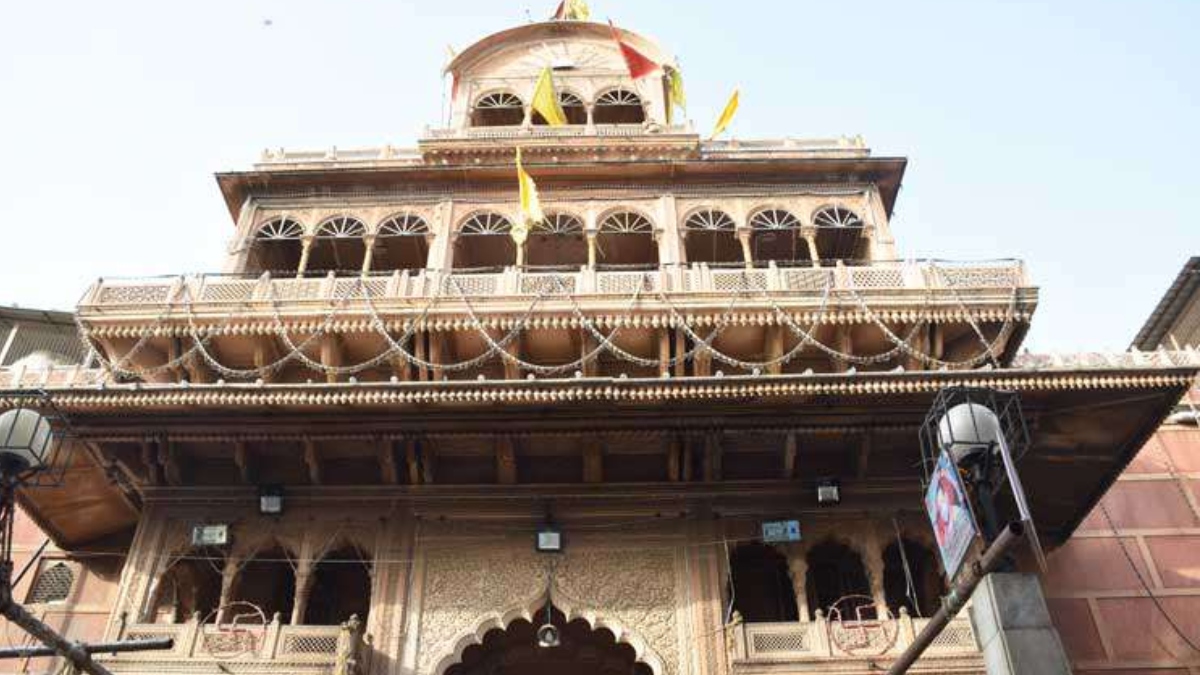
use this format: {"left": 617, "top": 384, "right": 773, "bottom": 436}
{"left": 925, "top": 451, "right": 977, "bottom": 579}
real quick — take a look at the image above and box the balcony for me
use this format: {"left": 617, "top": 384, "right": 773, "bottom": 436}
{"left": 729, "top": 615, "right": 980, "bottom": 672}
{"left": 78, "top": 260, "right": 1028, "bottom": 315}
{"left": 102, "top": 615, "right": 367, "bottom": 674}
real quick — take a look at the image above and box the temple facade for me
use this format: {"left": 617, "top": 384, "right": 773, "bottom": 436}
{"left": 1, "top": 16, "right": 1197, "bottom": 675}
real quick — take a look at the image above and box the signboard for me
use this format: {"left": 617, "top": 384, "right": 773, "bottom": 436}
{"left": 192, "top": 524, "right": 230, "bottom": 547}
{"left": 924, "top": 452, "right": 976, "bottom": 579}
{"left": 762, "top": 520, "right": 801, "bottom": 543}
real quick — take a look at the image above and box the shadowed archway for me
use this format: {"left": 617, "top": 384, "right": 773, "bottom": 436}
{"left": 444, "top": 606, "right": 654, "bottom": 675}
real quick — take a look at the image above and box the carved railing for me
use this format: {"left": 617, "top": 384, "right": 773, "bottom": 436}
{"left": 730, "top": 614, "right": 979, "bottom": 663}
{"left": 104, "top": 614, "right": 367, "bottom": 674}
{"left": 78, "top": 260, "right": 1030, "bottom": 313}
{"left": 422, "top": 123, "right": 694, "bottom": 141}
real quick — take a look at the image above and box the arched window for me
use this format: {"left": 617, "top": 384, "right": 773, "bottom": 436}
{"left": 684, "top": 209, "right": 741, "bottom": 264}
{"left": 749, "top": 209, "right": 810, "bottom": 264}
{"left": 528, "top": 212, "right": 586, "bottom": 268}
{"left": 27, "top": 562, "right": 75, "bottom": 605}
{"left": 471, "top": 92, "right": 525, "bottom": 127}
{"left": 532, "top": 91, "right": 588, "bottom": 126}
{"left": 307, "top": 216, "right": 369, "bottom": 274}
{"left": 597, "top": 211, "right": 657, "bottom": 268}
{"left": 883, "top": 539, "right": 943, "bottom": 618}
{"left": 454, "top": 213, "right": 516, "bottom": 270}
{"left": 230, "top": 545, "right": 296, "bottom": 624}
{"left": 594, "top": 89, "right": 645, "bottom": 124}
{"left": 148, "top": 548, "right": 224, "bottom": 623}
{"left": 373, "top": 213, "right": 431, "bottom": 272}
{"left": 728, "top": 544, "right": 799, "bottom": 622}
{"left": 812, "top": 206, "right": 868, "bottom": 262}
{"left": 304, "top": 545, "right": 372, "bottom": 625}
{"left": 247, "top": 217, "right": 305, "bottom": 274}
{"left": 805, "top": 541, "right": 872, "bottom": 619}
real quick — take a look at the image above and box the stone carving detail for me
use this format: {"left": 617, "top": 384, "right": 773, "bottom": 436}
{"left": 417, "top": 543, "right": 679, "bottom": 675}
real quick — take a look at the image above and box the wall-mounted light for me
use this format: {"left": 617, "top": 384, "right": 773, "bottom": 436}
{"left": 816, "top": 479, "right": 841, "bottom": 506}
{"left": 536, "top": 526, "right": 563, "bottom": 553}
{"left": 258, "top": 485, "right": 284, "bottom": 516}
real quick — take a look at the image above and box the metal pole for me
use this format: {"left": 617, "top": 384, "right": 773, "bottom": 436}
{"left": 884, "top": 521, "right": 1025, "bottom": 675}
{"left": 0, "top": 638, "right": 174, "bottom": 659}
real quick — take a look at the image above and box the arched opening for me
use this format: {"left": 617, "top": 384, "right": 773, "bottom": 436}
{"left": 373, "top": 213, "right": 431, "bottom": 272}
{"left": 229, "top": 545, "right": 296, "bottom": 624}
{"left": 445, "top": 606, "right": 654, "bottom": 675}
{"left": 683, "top": 209, "right": 741, "bottom": 265}
{"left": 307, "top": 216, "right": 369, "bottom": 274}
{"left": 246, "top": 218, "right": 304, "bottom": 274}
{"left": 532, "top": 91, "right": 588, "bottom": 126}
{"left": 454, "top": 213, "right": 517, "bottom": 271}
{"left": 303, "top": 545, "right": 372, "bottom": 626}
{"left": 883, "top": 539, "right": 943, "bottom": 618}
{"left": 149, "top": 547, "right": 225, "bottom": 624}
{"left": 472, "top": 92, "right": 526, "bottom": 127}
{"left": 527, "top": 213, "right": 587, "bottom": 268}
{"left": 727, "top": 544, "right": 799, "bottom": 622}
{"left": 749, "top": 209, "right": 811, "bottom": 265}
{"left": 593, "top": 89, "right": 645, "bottom": 125}
{"left": 805, "top": 541, "right": 872, "bottom": 619}
{"left": 812, "top": 206, "right": 868, "bottom": 263}
{"left": 596, "top": 211, "right": 657, "bottom": 268}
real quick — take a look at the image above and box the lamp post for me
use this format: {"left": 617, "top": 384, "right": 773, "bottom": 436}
{"left": 0, "top": 391, "right": 173, "bottom": 675}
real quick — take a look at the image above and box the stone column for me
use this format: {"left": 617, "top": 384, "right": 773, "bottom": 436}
{"left": 786, "top": 548, "right": 810, "bottom": 621}
{"left": 296, "top": 236, "right": 315, "bottom": 278}
{"left": 737, "top": 229, "right": 754, "bottom": 269}
{"left": 361, "top": 235, "right": 377, "bottom": 275}
{"left": 292, "top": 567, "right": 313, "bottom": 626}
{"left": 586, "top": 232, "right": 598, "bottom": 269}
{"left": 802, "top": 226, "right": 820, "bottom": 268}
{"left": 861, "top": 531, "right": 889, "bottom": 618}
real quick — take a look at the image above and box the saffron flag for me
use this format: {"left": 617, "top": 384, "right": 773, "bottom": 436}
{"left": 710, "top": 88, "right": 740, "bottom": 139}
{"left": 609, "top": 20, "right": 661, "bottom": 80}
{"left": 664, "top": 65, "right": 686, "bottom": 124}
{"left": 516, "top": 148, "right": 542, "bottom": 246}
{"left": 530, "top": 67, "right": 567, "bottom": 126}
{"left": 554, "top": 0, "right": 590, "bottom": 21}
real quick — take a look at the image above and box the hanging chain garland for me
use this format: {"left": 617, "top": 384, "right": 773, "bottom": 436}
{"left": 77, "top": 265, "right": 1028, "bottom": 381}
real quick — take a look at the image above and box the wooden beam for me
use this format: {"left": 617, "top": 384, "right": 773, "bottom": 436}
{"left": 582, "top": 437, "right": 603, "bottom": 484}
{"left": 415, "top": 332, "right": 429, "bottom": 382}
{"left": 833, "top": 326, "right": 852, "bottom": 372}
{"left": 253, "top": 337, "right": 282, "bottom": 383}
{"left": 930, "top": 323, "right": 945, "bottom": 360}
{"left": 496, "top": 437, "right": 518, "bottom": 485}
{"left": 319, "top": 335, "right": 343, "bottom": 384}
{"left": 158, "top": 439, "right": 183, "bottom": 487}
{"left": 428, "top": 332, "right": 445, "bottom": 382}
{"left": 378, "top": 438, "right": 399, "bottom": 485}
{"left": 404, "top": 439, "right": 421, "bottom": 485}
{"left": 304, "top": 439, "right": 323, "bottom": 485}
{"left": 856, "top": 431, "right": 872, "bottom": 480}
{"left": 233, "top": 441, "right": 253, "bottom": 485}
{"left": 420, "top": 438, "right": 437, "bottom": 485}
{"left": 783, "top": 432, "right": 798, "bottom": 480}
{"left": 502, "top": 331, "right": 521, "bottom": 381}
{"left": 140, "top": 439, "right": 162, "bottom": 486}
{"left": 764, "top": 326, "right": 784, "bottom": 376}
{"left": 666, "top": 436, "right": 681, "bottom": 482}
{"left": 658, "top": 329, "right": 671, "bottom": 378}
{"left": 581, "top": 331, "right": 599, "bottom": 378}
{"left": 673, "top": 329, "right": 687, "bottom": 378}
{"left": 703, "top": 432, "right": 722, "bottom": 482}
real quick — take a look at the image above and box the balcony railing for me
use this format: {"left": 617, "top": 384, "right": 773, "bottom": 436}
{"left": 422, "top": 123, "right": 695, "bottom": 141}
{"left": 78, "top": 260, "right": 1029, "bottom": 313}
{"left": 105, "top": 615, "right": 366, "bottom": 673}
{"left": 729, "top": 614, "right": 979, "bottom": 663}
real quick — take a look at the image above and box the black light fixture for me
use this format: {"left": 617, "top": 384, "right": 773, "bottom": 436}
{"left": 258, "top": 485, "right": 284, "bottom": 516}
{"left": 816, "top": 478, "right": 841, "bottom": 506}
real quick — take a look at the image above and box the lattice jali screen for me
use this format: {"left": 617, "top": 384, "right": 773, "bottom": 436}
{"left": 712, "top": 271, "right": 768, "bottom": 293}
{"left": 784, "top": 269, "right": 832, "bottom": 292}
{"left": 361, "top": 278, "right": 390, "bottom": 300}
{"left": 520, "top": 274, "right": 578, "bottom": 295}
{"left": 97, "top": 284, "right": 173, "bottom": 305}
{"left": 280, "top": 632, "right": 340, "bottom": 655}
{"left": 928, "top": 620, "right": 978, "bottom": 652}
{"left": 750, "top": 629, "right": 809, "bottom": 655}
{"left": 598, "top": 272, "right": 657, "bottom": 295}
{"left": 200, "top": 279, "right": 258, "bottom": 303}
{"left": 444, "top": 275, "right": 499, "bottom": 297}
{"left": 849, "top": 267, "right": 905, "bottom": 289}
{"left": 271, "top": 280, "right": 324, "bottom": 302}
{"left": 27, "top": 562, "right": 74, "bottom": 604}
{"left": 932, "top": 266, "right": 1021, "bottom": 289}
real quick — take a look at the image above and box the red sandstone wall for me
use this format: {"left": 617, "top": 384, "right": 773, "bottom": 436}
{"left": 0, "top": 509, "right": 125, "bottom": 675}
{"left": 1047, "top": 423, "right": 1200, "bottom": 674}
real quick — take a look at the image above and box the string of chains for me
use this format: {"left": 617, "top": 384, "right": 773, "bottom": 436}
{"left": 77, "top": 268, "right": 1024, "bottom": 380}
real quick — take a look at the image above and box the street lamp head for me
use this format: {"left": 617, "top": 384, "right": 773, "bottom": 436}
{"left": 936, "top": 402, "right": 1002, "bottom": 467}
{"left": 0, "top": 408, "right": 52, "bottom": 478}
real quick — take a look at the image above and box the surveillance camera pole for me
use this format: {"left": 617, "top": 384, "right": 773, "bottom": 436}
{"left": 0, "top": 474, "right": 172, "bottom": 674}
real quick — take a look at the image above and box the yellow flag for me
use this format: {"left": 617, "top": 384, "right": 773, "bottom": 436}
{"left": 530, "top": 67, "right": 567, "bottom": 126}
{"left": 554, "top": 0, "right": 590, "bottom": 20}
{"left": 665, "top": 65, "right": 686, "bottom": 124}
{"left": 710, "top": 88, "right": 740, "bottom": 140}
{"left": 515, "top": 148, "right": 542, "bottom": 245}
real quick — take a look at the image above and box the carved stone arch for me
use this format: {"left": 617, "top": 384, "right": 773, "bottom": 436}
{"left": 230, "top": 531, "right": 301, "bottom": 568}
{"left": 595, "top": 207, "right": 658, "bottom": 268}
{"left": 596, "top": 206, "right": 656, "bottom": 233}
{"left": 680, "top": 205, "right": 738, "bottom": 233}
{"left": 809, "top": 202, "right": 868, "bottom": 262}
{"left": 593, "top": 87, "right": 647, "bottom": 125}
{"left": 431, "top": 590, "right": 666, "bottom": 675}
{"left": 810, "top": 203, "right": 864, "bottom": 228}
{"left": 471, "top": 90, "right": 526, "bottom": 127}
{"left": 454, "top": 211, "right": 517, "bottom": 270}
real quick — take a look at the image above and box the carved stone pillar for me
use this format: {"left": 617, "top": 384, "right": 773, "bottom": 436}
{"left": 861, "top": 531, "right": 888, "bottom": 618}
{"left": 737, "top": 229, "right": 754, "bottom": 269}
{"left": 787, "top": 548, "right": 810, "bottom": 621}
{"left": 802, "top": 226, "right": 820, "bottom": 268}
{"left": 296, "top": 236, "right": 315, "bottom": 278}
{"left": 360, "top": 235, "right": 377, "bottom": 274}
{"left": 586, "top": 231, "right": 598, "bottom": 269}
{"left": 217, "top": 557, "right": 239, "bottom": 624}
{"left": 292, "top": 566, "right": 313, "bottom": 626}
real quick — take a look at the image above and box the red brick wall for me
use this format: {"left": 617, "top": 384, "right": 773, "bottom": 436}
{"left": 1047, "top": 426, "right": 1200, "bottom": 674}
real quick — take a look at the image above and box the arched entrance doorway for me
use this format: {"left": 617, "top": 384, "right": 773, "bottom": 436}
{"left": 444, "top": 607, "right": 654, "bottom": 675}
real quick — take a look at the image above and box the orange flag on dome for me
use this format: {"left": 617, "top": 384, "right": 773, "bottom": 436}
{"left": 608, "top": 20, "right": 661, "bottom": 80}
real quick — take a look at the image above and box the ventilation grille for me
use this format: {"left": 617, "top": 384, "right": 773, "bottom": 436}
{"left": 28, "top": 562, "right": 74, "bottom": 604}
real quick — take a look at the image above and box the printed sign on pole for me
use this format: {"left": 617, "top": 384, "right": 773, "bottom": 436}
{"left": 924, "top": 452, "right": 977, "bottom": 579}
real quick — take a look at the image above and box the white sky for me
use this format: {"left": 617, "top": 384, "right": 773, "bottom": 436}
{"left": 0, "top": 0, "right": 1196, "bottom": 352}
